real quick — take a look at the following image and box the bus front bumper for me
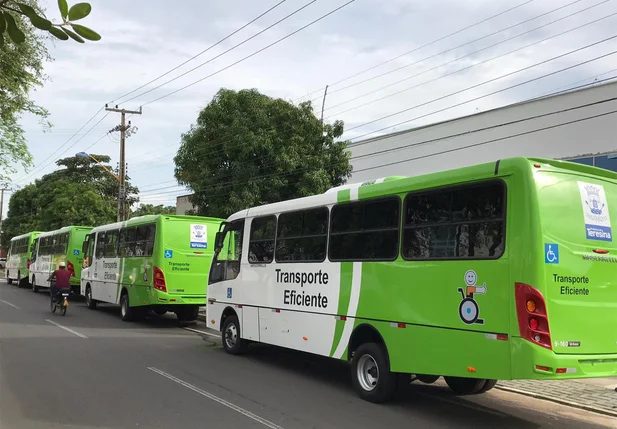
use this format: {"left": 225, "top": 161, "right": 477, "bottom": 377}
{"left": 511, "top": 337, "right": 617, "bottom": 379}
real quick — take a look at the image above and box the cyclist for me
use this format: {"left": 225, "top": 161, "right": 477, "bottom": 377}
{"left": 48, "top": 261, "right": 71, "bottom": 302}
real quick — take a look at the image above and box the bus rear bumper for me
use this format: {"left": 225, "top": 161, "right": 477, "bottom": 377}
{"left": 155, "top": 294, "right": 206, "bottom": 306}
{"left": 511, "top": 337, "right": 617, "bottom": 379}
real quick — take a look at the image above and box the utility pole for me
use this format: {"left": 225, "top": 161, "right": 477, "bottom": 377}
{"left": 105, "top": 104, "right": 142, "bottom": 222}
{"left": 0, "top": 188, "right": 6, "bottom": 253}
{"left": 320, "top": 85, "right": 329, "bottom": 124}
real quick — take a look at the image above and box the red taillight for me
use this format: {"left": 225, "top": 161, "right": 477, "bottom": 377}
{"left": 515, "top": 283, "right": 552, "bottom": 350}
{"left": 67, "top": 261, "right": 75, "bottom": 277}
{"left": 27, "top": 258, "right": 31, "bottom": 269}
{"left": 593, "top": 249, "right": 609, "bottom": 254}
{"left": 153, "top": 266, "right": 166, "bottom": 292}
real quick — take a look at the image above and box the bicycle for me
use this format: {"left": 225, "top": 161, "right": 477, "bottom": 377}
{"left": 49, "top": 281, "right": 69, "bottom": 316}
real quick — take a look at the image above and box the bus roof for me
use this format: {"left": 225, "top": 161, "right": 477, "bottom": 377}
{"left": 10, "top": 231, "right": 44, "bottom": 241}
{"left": 227, "top": 156, "right": 617, "bottom": 221}
{"left": 89, "top": 214, "right": 225, "bottom": 233}
{"left": 37, "top": 226, "right": 93, "bottom": 237}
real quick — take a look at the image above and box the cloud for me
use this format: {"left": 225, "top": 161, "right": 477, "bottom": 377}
{"left": 12, "top": 0, "right": 617, "bottom": 215}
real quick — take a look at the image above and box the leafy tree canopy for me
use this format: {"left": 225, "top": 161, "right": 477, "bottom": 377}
{"left": 2, "top": 154, "right": 139, "bottom": 243}
{"left": 131, "top": 204, "right": 175, "bottom": 218}
{"left": 174, "top": 88, "right": 352, "bottom": 218}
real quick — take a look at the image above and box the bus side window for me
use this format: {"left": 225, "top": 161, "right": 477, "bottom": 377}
{"left": 31, "top": 238, "right": 39, "bottom": 262}
{"left": 210, "top": 220, "right": 244, "bottom": 284}
{"left": 95, "top": 232, "right": 105, "bottom": 259}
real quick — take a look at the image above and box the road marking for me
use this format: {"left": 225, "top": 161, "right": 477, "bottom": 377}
{"left": 0, "top": 300, "right": 19, "bottom": 309}
{"left": 45, "top": 319, "right": 88, "bottom": 339}
{"left": 148, "top": 367, "right": 284, "bottom": 429}
{"left": 182, "top": 326, "right": 220, "bottom": 339}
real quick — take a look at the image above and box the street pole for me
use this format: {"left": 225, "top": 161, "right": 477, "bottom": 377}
{"left": 105, "top": 104, "right": 142, "bottom": 222}
{"left": 0, "top": 188, "right": 6, "bottom": 252}
{"left": 320, "top": 85, "right": 329, "bottom": 124}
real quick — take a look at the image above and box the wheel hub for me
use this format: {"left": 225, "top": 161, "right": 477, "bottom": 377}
{"left": 357, "top": 355, "right": 379, "bottom": 391}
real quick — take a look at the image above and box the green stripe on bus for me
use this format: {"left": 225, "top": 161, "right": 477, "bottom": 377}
{"left": 337, "top": 189, "right": 351, "bottom": 203}
{"left": 330, "top": 262, "right": 353, "bottom": 357}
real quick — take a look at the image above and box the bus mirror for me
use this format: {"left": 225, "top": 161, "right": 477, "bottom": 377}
{"left": 215, "top": 232, "right": 224, "bottom": 250}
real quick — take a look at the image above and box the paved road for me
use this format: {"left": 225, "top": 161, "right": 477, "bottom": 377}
{"left": 0, "top": 280, "right": 614, "bottom": 429}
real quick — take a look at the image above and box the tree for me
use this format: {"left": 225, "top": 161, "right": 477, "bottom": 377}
{"left": 0, "top": 1, "right": 100, "bottom": 47}
{"left": 131, "top": 204, "right": 175, "bottom": 218}
{"left": 1, "top": 154, "right": 139, "bottom": 243}
{"left": 0, "top": 1, "right": 100, "bottom": 186}
{"left": 174, "top": 88, "right": 353, "bottom": 218}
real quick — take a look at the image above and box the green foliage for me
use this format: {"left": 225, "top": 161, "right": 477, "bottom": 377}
{"left": 130, "top": 204, "right": 176, "bottom": 219}
{"left": 2, "top": 155, "right": 140, "bottom": 243}
{"left": 174, "top": 88, "right": 353, "bottom": 218}
{"left": 0, "top": 0, "right": 100, "bottom": 47}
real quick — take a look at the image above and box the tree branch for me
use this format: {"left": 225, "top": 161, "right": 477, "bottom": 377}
{"left": 0, "top": 4, "right": 25, "bottom": 15}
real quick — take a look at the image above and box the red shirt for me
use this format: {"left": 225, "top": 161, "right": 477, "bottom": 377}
{"left": 53, "top": 269, "right": 71, "bottom": 289}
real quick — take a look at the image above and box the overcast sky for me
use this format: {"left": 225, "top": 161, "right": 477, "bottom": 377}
{"left": 9, "top": 0, "right": 617, "bottom": 211}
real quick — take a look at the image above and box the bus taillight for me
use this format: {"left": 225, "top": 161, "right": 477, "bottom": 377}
{"left": 67, "top": 261, "right": 75, "bottom": 277}
{"left": 153, "top": 266, "right": 167, "bottom": 292}
{"left": 515, "top": 283, "right": 552, "bottom": 350}
{"left": 27, "top": 258, "right": 31, "bottom": 269}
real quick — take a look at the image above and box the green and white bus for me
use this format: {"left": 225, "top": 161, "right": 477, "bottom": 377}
{"left": 81, "top": 214, "right": 224, "bottom": 322}
{"left": 6, "top": 231, "right": 43, "bottom": 287}
{"left": 207, "top": 157, "right": 617, "bottom": 403}
{"left": 29, "top": 226, "right": 93, "bottom": 294}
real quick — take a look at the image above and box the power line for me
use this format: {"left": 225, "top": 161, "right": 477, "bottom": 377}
{"left": 110, "top": 0, "right": 288, "bottom": 104}
{"left": 294, "top": 0, "right": 537, "bottom": 102}
{"left": 139, "top": 0, "right": 358, "bottom": 107}
{"left": 323, "top": 0, "right": 595, "bottom": 100}
{"left": 324, "top": 1, "right": 615, "bottom": 116}
{"left": 345, "top": 34, "right": 617, "bottom": 137}
{"left": 128, "top": 28, "right": 617, "bottom": 174}
{"left": 121, "top": 0, "right": 319, "bottom": 104}
{"left": 13, "top": 111, "right": 110, "bottom": 185}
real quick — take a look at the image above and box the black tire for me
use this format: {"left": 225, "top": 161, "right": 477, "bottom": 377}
{"left": 120, "top": 292, "right": 135, "bottom": 322}
{"left": 32, "top": 276, "right": 39, "bottom": 293}
{"left": 444, "top": 376, "right": 487, "bottom": 395}
{"left": 85, "top": 286, "right": 97, "bottom": 310}
{"left": 7, "top": 273, "right": 12, "bottom": 285}
{"left": 476, "top": 379, "right": 498, "bottom": 394}
{"left": 351, "top": 342, "right": 397, "bottom": 403}
{"left": 222, "top": 315, "right": 248, "bottom": 355}
{"left": 60, "top": 303, "right": 67, "bottom": 316}
{"left": 50, "top": 296, "right": 56, "bottom": 313}
{"left": 17, "top": 272, "right": 23, "bottom": 288}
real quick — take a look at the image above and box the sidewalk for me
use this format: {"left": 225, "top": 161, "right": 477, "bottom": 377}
{"left": 497, "top": 378, "right": 617, "bottom": 417}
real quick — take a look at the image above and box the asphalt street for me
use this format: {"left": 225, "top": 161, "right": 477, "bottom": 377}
{"left": 0, "top": 279, "right": 614, "bottom": 429}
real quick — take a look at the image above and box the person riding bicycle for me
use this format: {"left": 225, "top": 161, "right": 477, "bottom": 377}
{"left": 48, "top": 261, "right": 71, "bottom": 302}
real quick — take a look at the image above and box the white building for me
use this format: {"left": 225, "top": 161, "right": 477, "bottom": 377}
{"left": 349, "top": 80, "right": 617, "bottom": 181}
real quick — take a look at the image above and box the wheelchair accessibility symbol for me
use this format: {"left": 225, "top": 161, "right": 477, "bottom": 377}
{"left": 164, "top": 250, "right": 173, "bottom": 259}
{"left": 457, "top": 270, "right": 486, "bottom": 325}
{"left": 545, "top": 243, "right": 559, "bottom": 264}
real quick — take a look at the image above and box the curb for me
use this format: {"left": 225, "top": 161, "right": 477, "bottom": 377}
{"left": 495, "top": 385, "right": 617, "bottom": 418}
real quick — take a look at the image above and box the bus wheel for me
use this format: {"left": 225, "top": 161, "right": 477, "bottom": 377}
{"left": 32, "top": 277, "right": 39, "bottom": 293}
{"left": 476, "top": 379, "right": 497, "bottom": 394}
{"left": 222, "top": 315, "right": 248, "bottom": 355}
{"left": 85, "top": 286, "right": 97, "bottom": 310}
{"left": 6, "top": 272, "right": 12, "bottom": 284}
{"left": 444, "top": 376, "right": 486, "bottom": 395}
{"left": 351, "top": 343, "right": 397, "bottom": 403}
{"left": 120, "top": 292, "right": 135, "bottom": 322}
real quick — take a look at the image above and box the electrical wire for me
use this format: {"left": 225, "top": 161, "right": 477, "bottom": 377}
{"left": 121, "top": 0, "right": 319, "bottom": 104}
{"left": 139, "top": 1, "right": 358, "bottom": 107}
{"left": 294, "top": 0, "right": 537, "bottom": 102}
{"left": 110, "top": 0, "right": 288, "bottom": 104}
